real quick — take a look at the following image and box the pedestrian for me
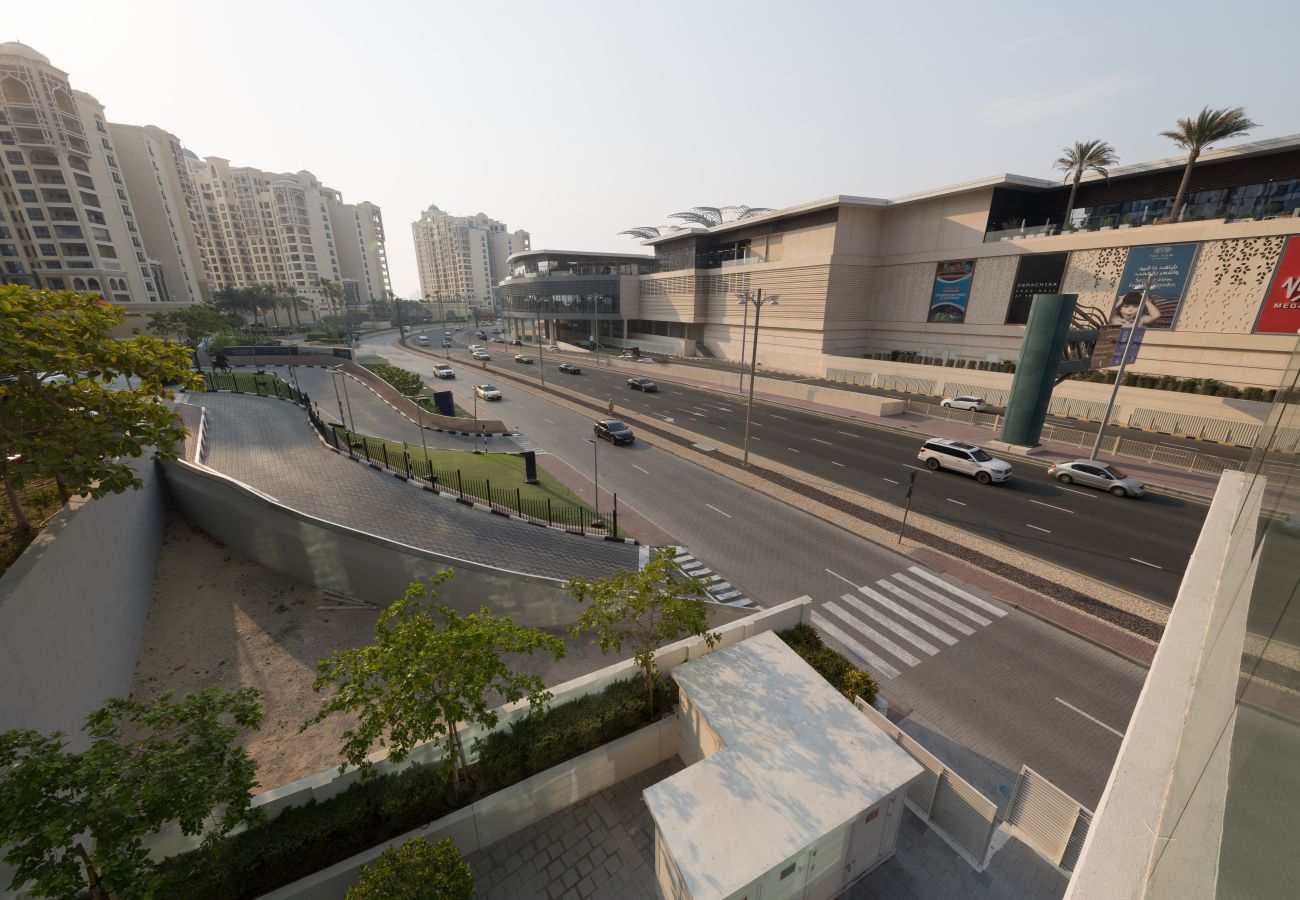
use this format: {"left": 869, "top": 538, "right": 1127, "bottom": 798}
{"left": 608, "top": 398, "right": 615, "bottom": 416}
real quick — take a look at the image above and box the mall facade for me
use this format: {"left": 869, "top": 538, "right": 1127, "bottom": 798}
{"left": 503, "top": 135, "right": 1300, "bottom": 388}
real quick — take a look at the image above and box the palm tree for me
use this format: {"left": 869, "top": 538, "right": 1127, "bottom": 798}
{"left": 1160, "top": 106, "right": 1258, "bottom": 222}
{"left": 1053, "top": 140, "right": 1118, "bottom": 231}
{"left": 319, "top": 278, "right": 346, "bottom": 340}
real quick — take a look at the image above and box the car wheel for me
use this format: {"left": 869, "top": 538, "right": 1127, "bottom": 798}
{"left": 1111, "top": 485, "right": 1127, "bottom": 497}
{"left": 941, "top": 401, "right": 951, "bottom": 408}
{"left": 1057, "top": 473, "right": 1073, "bottom": 484}
{"left": 976, "top": 471, "right": 992, "bottom": 485}
{"left": 926, "top": 457, "right": 941, "bottom": 471}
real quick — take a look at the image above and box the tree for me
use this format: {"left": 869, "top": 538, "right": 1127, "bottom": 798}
{"left": 569, "top": 548, "right": 720, "bottom": 709}
{"left": 1161, "top": 106, "right": 1258, "bottom": 222}
{"left": 302, "top": 572, "right": 565, "bottom": 793}
{"left": 0, "top": 286, "right": 199, "bottom": 529}
{"left": 346, "top": 837, "right": 473, "bottom": 900}
{"left": 146, "top": 304, "right": 228, "bottom": 370}
{"left": 320, "top": 278, "right": 347, "bottom": 337}
{"left": 213, "top": 285, "right": 254, "bottom": 328}
{"left": 0, "top": 688, "right": 265, "bottom": 900}
{"left": 1053, "top": 139, "right": 1118, "bottom": 229}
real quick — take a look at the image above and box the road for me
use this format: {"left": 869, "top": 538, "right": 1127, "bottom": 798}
{"left": 368, "top": 330, "right": 1147, "bottom": 807}
{"left": 404, "top": 333, "right": 1205, "bottom": 604}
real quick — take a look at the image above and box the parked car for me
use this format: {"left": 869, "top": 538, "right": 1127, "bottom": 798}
{"left": 1047, "top": 460, "right": 1145, "bottom": 497}
{"left": 508, "top": 338, "right": 523, "bottom": 346}
{"left": 594, "top": 419, "right": 635, "bottom": 445}
{"left": 469, "top": 344, "right": 484, "bottom": 351}
{"left": 558, "top": 362, "right": 582, "bottom": 374}
{"left": 433, "top": 364, "right": 455, "bottom": 379}
{"left": 627, "top": 377, "right": 657, "bottom": 392}
{"left": 441, "top": 339, "right": 454, "bottom": 347}
{"left": 514, "top": 354, "right": 535, "bottom": 364}
{"left": 473, "top": 350, "right": 491, "bottom": 361}
{"left": 492, "top": 336, "right": 506, "bottom": 343}
{"left": 618, "top": 352, "right": 638, "bottom": 360}
{"left": 917, "top": 438, "right": 1011, "bottom": 484}
{"left": 940, "top": 396, "right": 994, "bottom": 413}
{"left": 474, "top": 384, "right": 502, "bottom": 400}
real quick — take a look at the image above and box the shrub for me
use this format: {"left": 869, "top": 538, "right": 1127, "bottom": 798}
{"left": 367, "top": 363, "right": 424, "bottom": 397}
{"left": 347, "top": 837, "right": 473, "bottom": 900}
{"left": 777, "top": 624, "right": 878, "bottom": 705}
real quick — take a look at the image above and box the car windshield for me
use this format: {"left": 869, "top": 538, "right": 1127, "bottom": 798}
{"left": 971, "top": 449, "right": 992, "bottom": 462}
{"left": 1103, "top": 465, "right": 1127, "bottom": 478}
{"left": 481, "top": 384, "right": 497, "bottom": 391}
{"left": 606, "top": 421, "right": 627, "bottom": 430}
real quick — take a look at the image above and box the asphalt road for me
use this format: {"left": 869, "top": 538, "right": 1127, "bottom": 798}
{"left": 411, "top": 334, "right": 1206, "bottom": 604}
{"left": 370, "top": 330, "right": 1147, "bottom": 807}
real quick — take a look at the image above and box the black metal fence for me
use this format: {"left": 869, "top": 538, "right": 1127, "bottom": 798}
{"left": 303, "top": 408, "right": 620, "bottom": 538}
{"left": 202, "top": 371, "right": 305, "bottom": 402}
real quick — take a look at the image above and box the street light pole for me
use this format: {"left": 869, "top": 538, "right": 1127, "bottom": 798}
{"left": 333, "top": 366, "right": 356, "bottom": 433}
{"left": 407, "top": 393, "right": 429, "bottom": 460}
{"left": 1088, "top": 274, "right": 1151, "bottom": 462}
{"left": 536, "top": 304, "right": 546, "bottom": 387}
{"left": 330, "top": 367, "right": 347, "bottom": 428}
{"left": 586, "top": 437, "right": 600, "bottom": 520}
{"left": 736, "top": 292, "right": 752, "bottom": 394}
{"left": 738, "top": 290, "right": 778, "bottom": 468}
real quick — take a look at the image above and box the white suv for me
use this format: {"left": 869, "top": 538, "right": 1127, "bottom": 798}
{"left": 433, "top": 364, "right": 455, "bottom": 379}
{"left": 917, "top": 438, "right": 1011, "bottom": 484}
{"left": 940, "top": 396, "right": 994, "bottom": 413}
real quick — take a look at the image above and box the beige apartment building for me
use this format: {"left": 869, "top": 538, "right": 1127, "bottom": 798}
{"left": 327, "top": 196, "right": 391, "bottom": 311}
{"left": 412, "top": 205, "right": 529, "bottom": 309}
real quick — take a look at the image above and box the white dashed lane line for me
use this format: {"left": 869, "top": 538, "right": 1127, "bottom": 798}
{"left": 1056, "top": 697, "right": 1124, "bottom": 738}
{"left": 1131, "top": 557, "right": 1163, "bottom": 569}
{"left": 883, "top": 477, "right": 898, "bottom": 484}
{"left": 947, "top": 498, "right": 966, "bottom": 506}
{"left": 632, "top": 464, "right": 649, "bottom": 474}
{"left": 810, "top": 438, "right": 832, "bottom": 445}
{"left": 787, "top": 447, "right": 800, "bottom": 453}
{"left": 771, "top": 414, "right": 789, "bottom": 420}
{"left": 1028, "top": 499, "right": 1073, "bottom": 514}
{"left": 706, "top": 504, "right": 732, "bottom": 518}
{"left": 1026, "top": 524, "right": 1051, "bottom": 533}
{"left": 831, "top": 461, "right": 846, "bottom": 467}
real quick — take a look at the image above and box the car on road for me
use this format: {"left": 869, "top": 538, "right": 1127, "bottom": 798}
{"left": 433, "top": 364, "right": 455, "bottom": 379}
{"left": 441, "top": 339, "right": 454, "bottom": 347}
{"left": 474, "top": 384, "right": 502, "bottom": 400}
{"left": 469, "top": 343, "right": 483, "bottom": 350}
{"left": 476, "top": 331, "right": 487, "bottom": 338}
{"left": 473, "top": 350, "right": 491, "bottom": 361}
{"left": 558, "top": 362, "right": 582, "bottom": 374}
{"left": 416, "top": 334, "right": 429, "bottom": 346}
{"left": 594, "top": 419, "right": 635, "bottom": 445}
{"left": 514, "top": 354, "right": 535, "bottom": 364}
{"left": 627, "top": 377, "right": 657, "bottom": 392}
{"left": 618, "top": 352, "right": 638, "bottom": 360}
{"left": 492, "top": 336, "right": 506, "bottom": 343}
{"left": 444, "top": 330, "right": 452, "bottom": 336}
{"left": 940, "top": 396, "right": 994, "bottom": 413}
{"left": 508, "top": 338, "right": 523, "bottom": 346}
{"left": 1047, "top": 459, "right": 1145, "bottom": 497}
{"left": 917, "top": 438, "right": 1011, "bottom": 484}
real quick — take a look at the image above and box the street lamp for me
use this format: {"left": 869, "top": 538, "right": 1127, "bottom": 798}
{"left": 1088, "top": 273, "right": 1151, "bottom": 462}
{"left": 331, "top": 366, "right": 356, "bottom": 433}
{"left": 534, "top": 297, "right": 546, "bottom": 387}
{"left": 735, "top": 290, "right": 754, "bottom": 395}
{"left": 585, "top": 437, "right": 600, "bottom": 521}
{"left": 405, "top": 393, "right": 430, "bottom": 461}
{"left": 737, "top": 289, "right": 778, "bottom": 467}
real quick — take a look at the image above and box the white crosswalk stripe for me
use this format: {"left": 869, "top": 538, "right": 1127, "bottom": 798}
{"left": 507, "top": 434, "right": 546, "bottom": 454}
{"left": 810, "top": 567, "right": 1008, "bottom": 681}
{"left": 666, "top": 546, "right": 759, "bottom": 610}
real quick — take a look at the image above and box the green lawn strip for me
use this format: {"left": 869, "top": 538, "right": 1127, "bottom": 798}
{"left": 332, "top": 426, "right": 626, "bottom": 536}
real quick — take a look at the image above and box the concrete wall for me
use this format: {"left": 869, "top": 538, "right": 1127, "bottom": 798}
{"left": 0, "top": 458, "right": 166, "bottom": 747}
{"left": 161, "top": 459, "right": 581, "bottom": 628}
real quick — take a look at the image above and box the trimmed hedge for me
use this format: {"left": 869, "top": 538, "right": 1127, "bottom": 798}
{"left": 365, "top": 363, "right": 424, "bottom": 397}
{"left": 153, "top": 676, "right": 675, "bottom": 899}
{"left": 778, "top": 623, "right": 879, "bottom": 705}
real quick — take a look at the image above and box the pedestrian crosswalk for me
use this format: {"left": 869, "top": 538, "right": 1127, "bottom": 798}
{"left": 669, "top": 547, "right": 759, "bottom": 610}
{"left": 507, "top": 433, "right": 547, "bottom": 455}
{"left": 815, "top": 566, "right": 1007, "bottom": 681}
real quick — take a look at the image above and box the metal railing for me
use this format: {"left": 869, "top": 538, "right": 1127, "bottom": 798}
{"left": 1004, "top": 765, "right": 1093, "bottom": 872}
{"left": 854, "top": 698, "right": 998, "bottom": 865}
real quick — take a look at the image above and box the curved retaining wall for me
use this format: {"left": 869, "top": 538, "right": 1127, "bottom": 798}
{"left": 161, "top": 459, "right": 581, "bottom": 628}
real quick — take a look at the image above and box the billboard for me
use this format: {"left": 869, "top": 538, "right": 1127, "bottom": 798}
{"left": 927, "top": 260, "right": 976, "bottom": 324}
{"left": 1090, "top": 324, "right": 1146, "bottom": 369}
{"left": 1107, "top": 243, "right": 1198, "bottom": 330}
{"left": 1005, "top": 252, "right": 1070, "bottom": 325}
{"left": 1254, "top": 237, "right": 1300, "bottom": 334}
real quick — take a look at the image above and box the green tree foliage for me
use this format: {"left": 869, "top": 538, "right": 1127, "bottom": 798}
{"left": 0, "top": 286, "right": 199, "bottom": 530}
{"left": 568, "top": 548, "right": 719, "bottom": 709}
{"left": 1161, "top": 106, "right": 1257, "bottom": 221}
{"left": 1053, "top": 139, "right": 1119, "bottom": 226}
{"left": 0, "top": 688, "right": 265, "bottom": 900}
{"left": 346, "top": 837, "right": 473, "bottom": 900}
{"left": 146, "top": 303, "right": 229, "bottom": 352}
{"left": 302, "top": 572, "right": 565, "bottom": 793}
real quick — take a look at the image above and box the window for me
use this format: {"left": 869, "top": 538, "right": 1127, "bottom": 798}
{"left": 39, "top": 244, "right": 56, "bottom": 256}
{"left": 19, "top": 189, "right": 36, "bottom": 203}
{"left": 32, "top": 226, "right": 49, "bottom": 238}
{"left": 26, "top": 208, "right": 44, "bottom": 221}
{"left": 4, "top": 151, "right": 21, "bottom": 164}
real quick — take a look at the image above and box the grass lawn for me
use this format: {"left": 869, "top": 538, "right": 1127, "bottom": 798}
{"left": 1, "top": 480, "right": 65, "bottom": 572}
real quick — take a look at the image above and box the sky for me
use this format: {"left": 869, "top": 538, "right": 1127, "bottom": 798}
{"left": 9, "top": 0, "right": 1295, "bottom": 297}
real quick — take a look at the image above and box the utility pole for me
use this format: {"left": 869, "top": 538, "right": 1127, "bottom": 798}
{"left": 1088, "top": 274, "right": 1150, "bottom": 461}
{"left": 736, "top": 292, "right": 752, "bottom": 394}
{"left": 738, "top": 289, "right": 778, "bottom": 467}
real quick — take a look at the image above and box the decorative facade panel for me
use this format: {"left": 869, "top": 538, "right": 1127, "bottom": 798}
{"left": 964, "top": 256, "right": 1018, "bottom": 325}
{"left": 1177, "top": 237, "right": 1287, "bottom": 333}
{"left": 871, "top": 262, "right": 935, "bottom": 322}
{"left": 1061, "top": 246, "right": 1129, "bottom": 321}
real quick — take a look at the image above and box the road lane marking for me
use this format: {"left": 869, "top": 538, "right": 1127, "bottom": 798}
{"left": 902, "top": 464, "right": 924, "bottom": 471}
{"left": 632, "top": 464, "right": 649, "bottom": 474}
{"left": 825, "top": 568, "right": 859, "bottom": 589}
{"left": 893, "top": 574, "right": 991, "bottom": 626}
{"left": 882, "top": 477, "right": 898, "bottom": 484}
{"left": 811, "top": 611, "right": 901, "bottom": 680}
{"left": 771, "top": 414, "right": 789, "bottom": 420}
{"left": 874, "top": 580, "right": 975, "bottom": 636}
{"left": 837, "top": 431, "right": 857, "bottom": 437}
{"left": 706, "top": 504, "right": 732, "bottom": 518}
{"left": 1055, "top": 697, "right": 1124, "bottom": 738}
{"left": 543, "top": 418, "right": 554, "bottom": 424}
{"left": 857, "top": 585, "right": 957, "bottom": 645}
{"left": 906, "top": 567, "right": 1007, "bottom": 617}
{"left": 1026, "top": 524, "right": 1052, "bottom": 533}
{"left": 822, "top": 603, "right": 921, "bottom": 667}
{"left": 787, "top": 447, "right": 800, "bottom": 453}
{"left": 947, "top": 498, "right": 966, "bottom": 506}
{"left": 750, "top": 436, "right": 761, "bottom": 440}
{"left": 811, "top": 438, "right": 832, "bottom": 445}
{"left": 1057, "top": 485, "right": 1096, "bottom": 498}
{"left": 1131, "top": 557, "right": 1163, "bottom": 569}
{"left": 1029, "top": 499, "right": 1073, "bottom": 514}
{"left": 837, "top": 594, "right": 939, "bottom": 655}
{"left": 831, "top": 461, "right": 846, "bottom": 467}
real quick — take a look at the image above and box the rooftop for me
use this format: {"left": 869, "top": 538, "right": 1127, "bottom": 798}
{"left": 642, "top": 631, "right": 922, "bottom": 899}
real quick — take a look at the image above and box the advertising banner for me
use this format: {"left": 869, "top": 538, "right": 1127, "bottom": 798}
{"left": 1107, "top": 243, "right": 1198, "bottom": 329}
{"left": 1005, "top": 252, "right": 1069, "bottom": 325}
{"left": 1254, "top": 237, "right": 1300, "bottom": 334}
{"left": 927, "top": 260, "right": 976, "bottom": 324}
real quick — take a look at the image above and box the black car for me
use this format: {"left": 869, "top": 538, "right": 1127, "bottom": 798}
{"left": 508, "top": 338, "right": 523, "bottom": 346}
{"left": 627, "top": 377, "right": 657, "bottom": 392}
{"left": 440, "top": 339, "right": 453, "bottom": 347}
{"left": 558, "top": 362, "right": 582, "bottom": 374}
{"left": 594, "top": 419, "right": 634, "bottom": 445}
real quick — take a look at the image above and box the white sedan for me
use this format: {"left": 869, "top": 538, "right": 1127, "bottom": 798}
{"left": 940, "top": 395, "right": 995, "bottom": 413}
{"left": 474, "top": 384, "right": 502, "bottom": 400}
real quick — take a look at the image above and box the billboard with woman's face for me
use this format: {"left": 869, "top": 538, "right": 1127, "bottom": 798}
{"left": 927, "top": 260, "right": 976, "bottom": 324}
{"left": 1108, "top": 243, "right": 1198, "bottom": 329}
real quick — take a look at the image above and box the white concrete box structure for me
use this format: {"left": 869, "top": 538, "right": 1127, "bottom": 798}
{"left": 643, "top": 631, "right": 922, "bottom": 900}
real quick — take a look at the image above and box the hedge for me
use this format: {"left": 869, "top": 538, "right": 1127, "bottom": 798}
{"left": 778, "top": 623, "right": 879, "bottom": 705}
{"left": 153, "top": 676, "right": 676, "bottom": 899}
{"left": 364, "top": 363, "right": 424, "bottom": 397}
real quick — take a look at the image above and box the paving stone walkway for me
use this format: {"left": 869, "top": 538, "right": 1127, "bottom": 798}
{"left": 197, "top": 392, "right": 639, "bottom": 581}
{"left": 465, "top": 757, "right": 1066, "bottom": 900}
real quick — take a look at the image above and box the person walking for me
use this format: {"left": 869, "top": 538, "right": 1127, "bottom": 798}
{"left": 607, "top": 398, "right": 615, "bottom": 416}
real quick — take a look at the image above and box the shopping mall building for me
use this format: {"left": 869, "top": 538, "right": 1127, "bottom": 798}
{"left": 499, "top": 135, "right": 1300, "bottom": 388}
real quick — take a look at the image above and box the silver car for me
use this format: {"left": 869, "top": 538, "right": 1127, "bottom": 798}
{"left": 1047, "top": 460, "right": 1145, "bottom": 497}
{"left": 940, "top": 395, "right": 994, "bottom": 413}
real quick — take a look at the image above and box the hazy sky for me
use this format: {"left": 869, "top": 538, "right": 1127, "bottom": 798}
{"left": 10, "top": 1, "right": 1295, "bottom": 296}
